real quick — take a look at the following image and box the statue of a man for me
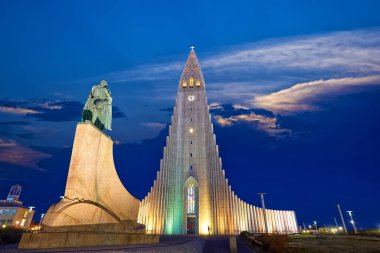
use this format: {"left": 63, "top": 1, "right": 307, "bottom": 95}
{"left": 82, "top": 80, "right": 112, "bottom": 131}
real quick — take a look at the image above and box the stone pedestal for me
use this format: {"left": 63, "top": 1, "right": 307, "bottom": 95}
{"left": 19, "top": 122, "right": 158, "bottom": 249}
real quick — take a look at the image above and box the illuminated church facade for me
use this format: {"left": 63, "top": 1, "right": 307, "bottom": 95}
{"left": 137, "top": 49, "right": 298, "bottom": 235}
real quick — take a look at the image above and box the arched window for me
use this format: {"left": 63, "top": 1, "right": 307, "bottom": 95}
{"left": 183, "top": 80, "right": 187, "bottom": 88}
{"left": 189, "top": 78, "right": 194, "bottom": 88}
{"left": 196, "top": 80, "right": 200, "bottom": 87}
{"left": 187, "top": 185, "right": 195, "bottom": 214}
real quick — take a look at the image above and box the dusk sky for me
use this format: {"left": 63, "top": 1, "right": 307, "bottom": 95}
{"left": 0, "top": 0, "right": 379, "bottom": 229}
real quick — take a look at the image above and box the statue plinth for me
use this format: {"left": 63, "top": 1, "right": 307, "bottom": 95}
{"left": 19, "top": 122, "right": 158, "bottom": 249}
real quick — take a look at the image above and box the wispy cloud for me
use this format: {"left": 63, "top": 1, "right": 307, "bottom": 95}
{"left": 202, "top": 29, "right": 380, "bottom": 76}
{"left": 0, "top": 106, "right": 40, "bottom": 115}
{"left": 214, "top": 113, "right": 290, "bottom": 137}
{"left": 211, "top": 104, "right": 290, "bottom": 137}
{"left": 141, "top": 122, "right": 166, "bottom": 129}
{"left": 0, "top": 138, "right": 50, "bottom": 171}
{"left": 253, "top": 75, "right": 380, "bottom": 113}
{"left": 108, "top": 28, "right": 380, "bottom": 86}
{"left": 0, "top": 99, "right": 127, "bottom": 121}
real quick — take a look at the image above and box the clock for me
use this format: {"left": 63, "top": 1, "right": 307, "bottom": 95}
{"left": 188, "top": 95, "right": 195, "bottom": 102}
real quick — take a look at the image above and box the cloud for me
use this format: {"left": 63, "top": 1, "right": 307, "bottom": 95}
{"left": 211, "top": 104, "right": 290, "bottom": 137}
{"left": 0, "top": 99, "right": 82, "bottom": 121}
{"left": 112, "top": 106, "right": 127, "bottom": 119}
{"left": 141, "top": 122, "right": 166, "bottom": 128}
{"left": 0, "top": 99, "right": 127, "bottom": 121}
{"left": 202, "top": 29, "right": 380, "bottom": 76}
{"left": 214, "top": 113, "right": 290, "bottom": 137}
{"left": 0, "top": 106, "right": 40, "bottom": 115}
{"left": 253, "top": 75, "right": 380, "bottom": 113}
{"left": 209, "top": 102, "right": 223, "bottom": 110}
{"left": 0, "top": 138, "right": 50, "bottom": 171}
{"left": 109, "top": 63, "right": 182, "bottom": 83}
{"left": 107, "top": 28, "right": 380, "bottom": 86}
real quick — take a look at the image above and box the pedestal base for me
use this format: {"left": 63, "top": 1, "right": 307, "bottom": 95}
{"left": 18, "top": 231, "right": 159, "bottom": 249}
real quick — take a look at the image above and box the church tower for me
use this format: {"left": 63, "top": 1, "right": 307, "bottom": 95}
{"left": 138, "top": 48, "right": 298, "bottom": 235}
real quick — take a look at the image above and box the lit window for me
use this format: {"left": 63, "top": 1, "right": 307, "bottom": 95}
{"left": 196, "top": 80, "right": 200, "bottom": 87}
{"left": 187, "top": 185, "right": 195, "bottom": 214}
{"left": 189, "top": 128, "right": 193, "bottom": 133}
{"left": 190, "top": 78, "right": 194, "bottom": 88}
{"left": 182, "top": 81, "right": 187, "bottom": 88}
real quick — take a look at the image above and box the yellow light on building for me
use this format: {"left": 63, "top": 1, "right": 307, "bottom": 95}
{"left": 201, "top": 222, "right": 210, "bottom": 235}
{"left": 189, "top": 128, "right": 194, "bottom": 133}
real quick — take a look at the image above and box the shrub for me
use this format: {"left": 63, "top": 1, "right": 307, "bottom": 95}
{"left": 0, "top": 227, "right": 23, "bottom": 245}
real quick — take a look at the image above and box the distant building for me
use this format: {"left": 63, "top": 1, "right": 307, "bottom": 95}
{"left": 0, "top": 185, "right": 35, "bottom": 229}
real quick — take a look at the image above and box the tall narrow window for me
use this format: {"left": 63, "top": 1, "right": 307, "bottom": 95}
{"left": 182, "top": 81, "right": 187, "bottom": 88}
{"left": 187, "top": 185, "right": 195, "bottom": 214}
{"left": 189, "top": 78, "right": 194, "bottom": 88}
{"left": 190, "top": 153, "right": 192, "bottom": 157}
{"left": 196, "top": 80, "right": 201, "bottom": 87}
{"left": 190, "top": 140, "right": 192, "bottom": 144}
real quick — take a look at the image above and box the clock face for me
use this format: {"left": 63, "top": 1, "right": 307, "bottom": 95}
{"left": 188, "top": 95, "right": 195, "bottom": 101}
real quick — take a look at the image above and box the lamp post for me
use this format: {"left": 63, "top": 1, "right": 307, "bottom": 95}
{"left": 258, "top": 193, "right": 269, "bottom": 234}
{"left": 347, "top": 211, "right": 358, "bottom": 234}
{"left": 337, "top": 204, "right": 348, "bottom": 233}
{"left": 39, "top": 213, "right": 45, "bottom": 227}
{"left": 334, "top": 217, "right": 338, "bottom": 228}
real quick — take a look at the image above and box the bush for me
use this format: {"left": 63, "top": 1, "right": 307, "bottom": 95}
{"left": 0, "top": 227, "right": 23, "bottom": 245}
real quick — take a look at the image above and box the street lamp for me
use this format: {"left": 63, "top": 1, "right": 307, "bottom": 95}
{"left": 337, "top": 204, "right": 348, "bottom": 233}
{"left": 347, "top": 211, "right": 358, "bottom": 234}
{"left": 39, "top": 213, "right": 45, "bottom": 227}
{"left": 334, "top": 217, "right": 338, "bottom": 228}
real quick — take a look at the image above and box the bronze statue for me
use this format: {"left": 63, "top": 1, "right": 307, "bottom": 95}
{"left": 82, "top": 80, "right": 112, "bottom": 131}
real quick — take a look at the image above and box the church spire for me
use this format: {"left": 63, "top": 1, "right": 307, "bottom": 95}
{"left": 179, "top": 47, "right": 204, "bottom": 90}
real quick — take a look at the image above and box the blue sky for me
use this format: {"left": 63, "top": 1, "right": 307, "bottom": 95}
{"left": 0, "top": 0, "right": 379, "bottom": 229}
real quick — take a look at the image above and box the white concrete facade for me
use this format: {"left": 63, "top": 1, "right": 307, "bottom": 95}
{"left": 138, "top": 50, "right": 298, "bottom": 235}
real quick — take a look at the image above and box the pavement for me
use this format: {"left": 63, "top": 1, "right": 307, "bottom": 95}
{"left": 202, "top": 236, "right": 256, "bottom": 253}
{"left": 0, "top": 236, "right": 256, "bottom": 253}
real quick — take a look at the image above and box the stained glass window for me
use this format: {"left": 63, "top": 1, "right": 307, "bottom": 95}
{"left": 187, "top": 185, "right": 195, "bottom": 214}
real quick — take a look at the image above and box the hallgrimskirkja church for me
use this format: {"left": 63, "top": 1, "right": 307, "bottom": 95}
{"left": 137, "top": 49, "right": 298, "bottom": 235}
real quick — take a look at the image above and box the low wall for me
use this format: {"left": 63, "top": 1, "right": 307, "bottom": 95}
{"left": 18, "top": 232, "right": 159, "bottom": 249}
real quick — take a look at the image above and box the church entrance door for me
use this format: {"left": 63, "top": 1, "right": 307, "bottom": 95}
{"left": 187, "top": 216, "right": 195, "bottom": 234}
